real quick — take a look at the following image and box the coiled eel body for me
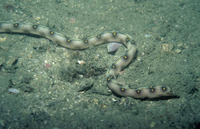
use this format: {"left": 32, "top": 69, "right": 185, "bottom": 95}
{"left": 0, "top": 23, "right": 173, "bottom": 98}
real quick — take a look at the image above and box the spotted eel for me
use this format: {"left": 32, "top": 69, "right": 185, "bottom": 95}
{"left": 0, "top": 23, "right": 173, "bottom": 98}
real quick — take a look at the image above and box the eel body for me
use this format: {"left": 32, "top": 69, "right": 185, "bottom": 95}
{"left": 0, "top": 23, "right": 173, "bottom": 98}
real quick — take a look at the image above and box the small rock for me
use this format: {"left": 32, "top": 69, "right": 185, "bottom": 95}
{"left": 8, "top": 88, "right": 20, "bottom": 94}
{"left": 175, "top": 49, "right": 182, "bottom": 54}
{"left": 161, "top": 43, "right": 174, "bottom": 53}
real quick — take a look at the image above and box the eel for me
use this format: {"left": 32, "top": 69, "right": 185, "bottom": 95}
{"left": 0, "top": 23, "right": 173, "bottom": 98}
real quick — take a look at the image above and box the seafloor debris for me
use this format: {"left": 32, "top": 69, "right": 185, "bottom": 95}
{"left": 161, "top": 43, "right": 174, "bottom": 53}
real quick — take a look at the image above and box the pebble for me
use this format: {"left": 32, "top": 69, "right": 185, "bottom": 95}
{"left": 8, "top": 88, "right": 20, "bottom": 94}
{"left": 175, "top": 49, "right": 182, "bottom": 54}
{"left": 161, "top": 43, "right": 174, "bottom": 53}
